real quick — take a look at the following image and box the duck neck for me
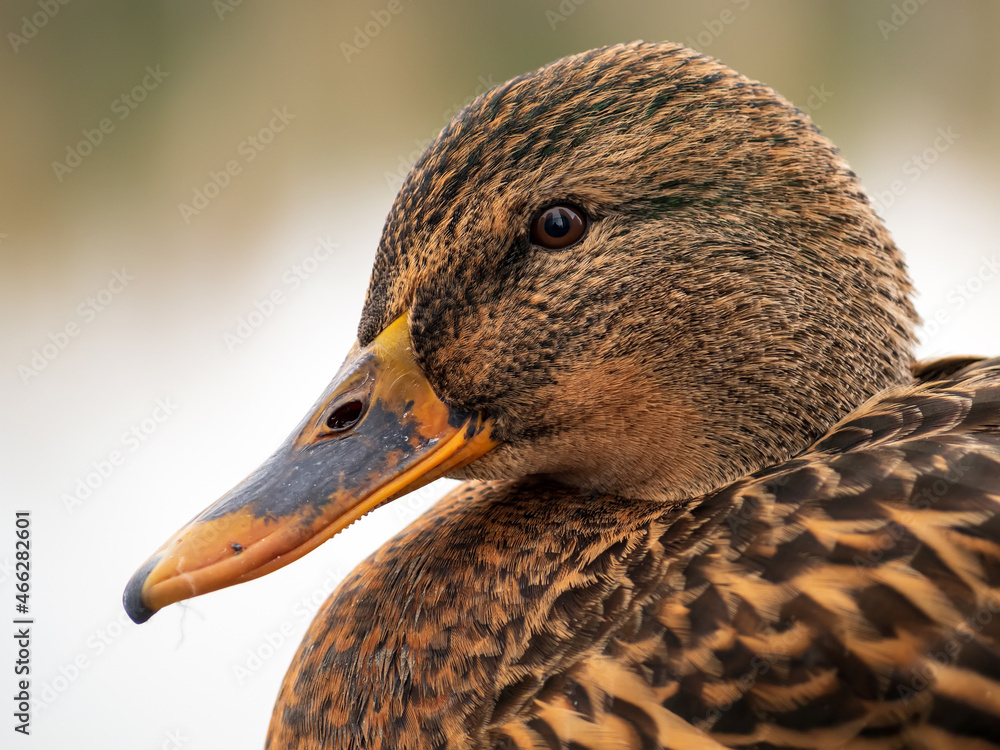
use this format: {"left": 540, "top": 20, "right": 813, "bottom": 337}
{"left": 267, "top": 479, "right": 692, "bottom": 748}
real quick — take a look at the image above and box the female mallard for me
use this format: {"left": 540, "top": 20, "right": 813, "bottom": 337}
{"left": 124, "top": 42, "right": 1000, "bottom": 749}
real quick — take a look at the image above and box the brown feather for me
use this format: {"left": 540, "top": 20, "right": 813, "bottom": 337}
{"left": 263, "top": 42, "right": 1000, "bottom": 749}
{"left": 268, "top": 362, "right": 1000, "bottom": 749}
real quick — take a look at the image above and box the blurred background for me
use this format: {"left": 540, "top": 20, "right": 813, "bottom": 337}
{"left": 1, "top": 1, "right": 998, "bottom": 747}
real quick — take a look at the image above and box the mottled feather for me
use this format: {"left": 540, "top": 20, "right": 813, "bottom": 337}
{"left": 269, "top": 361, "right": 1000, "bottom": 749}
{"left": 262, "top": 41, "right": 1000, "bottom": 750}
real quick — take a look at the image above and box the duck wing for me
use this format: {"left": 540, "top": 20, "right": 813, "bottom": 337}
{"left": 494, "top": 359, "right": 1000, "bottom": 749}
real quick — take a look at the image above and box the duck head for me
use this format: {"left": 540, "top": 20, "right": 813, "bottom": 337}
{"left": 124, "top": 42, "right": 916, "bottom": 623}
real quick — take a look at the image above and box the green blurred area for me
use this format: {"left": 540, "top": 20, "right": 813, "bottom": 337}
{"left": 0, "top": 0, "right": 997, "bottom": 274}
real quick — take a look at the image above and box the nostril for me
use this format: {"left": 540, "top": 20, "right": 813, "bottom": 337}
{"left": 326, "top": 399, "right": 366, "bottom": 432}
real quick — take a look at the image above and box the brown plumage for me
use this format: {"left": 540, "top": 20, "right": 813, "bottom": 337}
{"left": 269, "top": 360, "right": 1000, "bottom": 749}
{"left": 266, "top": 42, "right": 1000, "bottom": 748}
{"left": 128, "top": 42, "right": 1000, "bottom": 749}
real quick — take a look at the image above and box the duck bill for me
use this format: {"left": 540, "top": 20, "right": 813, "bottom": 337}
{"left": 123, "top": 314, "right": 497, "bottom": 624}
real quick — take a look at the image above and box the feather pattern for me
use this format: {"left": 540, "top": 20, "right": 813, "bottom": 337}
{"left": 269, "top": 360, "right": 1000, "bottom": 749}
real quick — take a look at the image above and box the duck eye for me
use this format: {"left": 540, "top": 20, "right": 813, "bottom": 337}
{"left": 326, "top": 399, "right": 366, "bottom": 432}
{"left": 530, "top": 205, "right": 587, "bottom": 249}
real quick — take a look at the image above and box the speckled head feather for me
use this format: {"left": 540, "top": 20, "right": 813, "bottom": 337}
{"left": 359, "top": 41, "right": 917, "bottom": 501}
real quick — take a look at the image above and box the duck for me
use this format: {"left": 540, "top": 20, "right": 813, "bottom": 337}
{"left": 124, "top": 41, "right": 1000, "bottom": 749}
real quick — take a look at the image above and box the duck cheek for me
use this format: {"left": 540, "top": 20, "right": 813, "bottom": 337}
{"left": 444, "top": 440, "right": 541, "bottom": 483}
{"left": 410, "top": 286, "right": 569, "bottom": 411}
